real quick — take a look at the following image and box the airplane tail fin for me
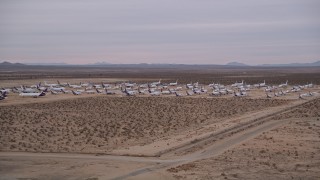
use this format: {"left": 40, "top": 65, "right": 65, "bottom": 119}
{"left": 40, "top": 91, "right": 46, "bottom": 96}
{"left": 72, "top": 90, "right": 77, "bottom": 95}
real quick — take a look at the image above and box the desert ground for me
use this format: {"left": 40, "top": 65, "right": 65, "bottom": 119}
{"left": 0, "top": 66, "right": 320, "bottom": 180}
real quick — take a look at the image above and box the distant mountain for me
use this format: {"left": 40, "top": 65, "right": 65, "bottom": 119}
{"left": 88, "top": 61, "right": 112, "bottom": 66}
{"left": 0, "top": 61, "right": 26, "bottom": 66}
{"left": 260, "top": 61, "right": 320, "bottom": 67}
{"left": 225, "top": 62, "right": 249, "bottom": 66}
{"left": 25, "top": 62, "right": 69, "bottom": 66}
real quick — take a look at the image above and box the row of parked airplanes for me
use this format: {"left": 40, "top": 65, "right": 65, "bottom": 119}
{"left": 0, "top": 79, "right": 317, "bottom": 100}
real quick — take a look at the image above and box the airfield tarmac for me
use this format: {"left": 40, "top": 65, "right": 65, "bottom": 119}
{"left": 1, "top": 66, "right": 320, "bottom": 180}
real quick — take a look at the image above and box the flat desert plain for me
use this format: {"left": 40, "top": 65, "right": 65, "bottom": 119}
{"left": 1, "top": 66, "right": 320, "bottom": 180}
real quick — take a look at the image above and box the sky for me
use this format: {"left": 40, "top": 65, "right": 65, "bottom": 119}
{"left": 0, "top": 0, "right": 320, "bottom": 65}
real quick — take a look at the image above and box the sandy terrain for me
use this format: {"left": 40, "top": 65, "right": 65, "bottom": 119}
{"left": 166, "top": 98, "right": 320, "bottom": 180}
{"left": 0, "top": 97, "right": 289, "bottom": 154}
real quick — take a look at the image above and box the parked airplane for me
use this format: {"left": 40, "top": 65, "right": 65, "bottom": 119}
{"left": 124, "top": 88, "right": 136, "bottom": 96}
{"left": 0, "top": 91, "right": 7, "bottom": 98}
{"left": 71, "top": 90, "right": 81, "bottom": 95}
{"left": 51, "top": 90, "right": 59, "bottom": 95}
{"left": 85, "top": 88, "right": 96, "bottom": 94}
{"left": 68, "top": 83, "right": 82, "bottom": 89}
{"left": 19, "top": 91, "right": 46, "bottom": 98}
{"left": 0, "top": 91, "right": 7, "bottom": 100}
{"left": 22, "top": 86, "right": 38, "bottom": 93}
{"left": 211, "top": 91, "right": 221, "bottom": 96}
{"left": 57, "top": 80, "right": 68, "bottom": 87}
{"left": 80, "top": 82, "right": 90, "bottom": 87}
{"left": 50, "top": 87, "right": 65, "bottom": 92}
{"left": 304, "top": 83, "right": 314, "bottom": 88}
{"left": 61, "top": 89, "right": 70, "bottom": 94}
{"left": 151, "top": 79, "right": 161, "bottom": 86}
{"left": 149, "top": 89, "right": 160, "bottom": 96}
{"left": 44, "top": 81, "right": 58, "bottom": 87}
{"left": 0, "top": 88, "right": 11, "bottom": 94}
{"left": 231, "top": 80, "right": 244, "bottom": 87}
{"left": 161, "top": 89, "right": 171, "bottom": 95}
{"left": 169, "top": 80, "right": 178, "bottom": 86}
{"left": 259, "top": 80, "right": 267, "bottom": 87}
{"left": 96, "top": 88, "right": 103, "bottom": 94}
{"left": 279, "top": 80, "right": 288, "bottom": 88}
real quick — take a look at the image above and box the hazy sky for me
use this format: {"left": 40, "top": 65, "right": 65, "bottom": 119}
{"left": 1, "top": 0, "right": 320, "bottom": 65}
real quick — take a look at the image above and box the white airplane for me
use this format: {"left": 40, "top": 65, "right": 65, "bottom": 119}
{"left": 85, "top": 88, "right": 96, "bottom": 94}
{"left": 208, "top": 82, "right": 218, "bottom": 88}
{"left": 61, "top": 89, "right": 70, "bottom": 94}
{"left": 169, "top": 80, "right": 178, "bottom": 86}
{"left": 211, "top": 91, "right": 221, "bottom": 96}
{"left": 192, "top": 88, "right": 201, "bottom": 95}
{"left": 161, "top": 89, "right": 171, "bottom": 95}
{"left": 259, "top": 80, "right": 267, "bottom": 87}
{"left": 22, "top": 86, "right": 38, "bottom": 93}
{"left": 291, "top": 86, "right": 301, "bottom": 92}
{"left": 231, "top": 80, "right": 244, "bottom": 87}
{"left": 123, "top": 88, "right": 136, "bottom": 96}
{"left": 279, "top": 80, "right": 288, "bottom": 88}
{"left": 80, "top": 82, "right": 90, "bottom": 87}
{"left": 219, "top": 89, "right": 227, "bottom": 95}
{"left": 57, "top": 80, "right": 68, "bottom": 87}
{"left": 50, "top": 87, "right": 65, "bottom": 92}
{"left": 0, "top": 88, "right": 11, "bottom": 94}
{"left": 299, "top": 91, "right": 315, "bottom": 98}
{"left": 138, "top": 84, "right": 148, "bottom": 88}
{"left": 193, "top": 82, "right": 199, "bottom": 88}
{"left": 0, "top": 91, "right": 7, "bottom": 100}
{"left": 102, "top": 83, "right": 112, "bottom": 88}
{"left": 149, "top": 89, "right": 161, "bottom": 96}
{"left": 96, "top": 88, "right": 103, "bottom": 94}
{"left": 44, "top": 81, "right": 58, "bottom": 87}
{"left": 138, "top": 87, "right": 147, "bottom": 94}
{"left": 93, "top": 84, "right": 102, "bottom": 89}
{"left": 0, "top": 91, "right": 8, "bottom": 97}
{"left": 68, "top": 83, "right": 82, "bottom": 89}
{"left": 151, "top": 79, "right": 161, "bottom": 86}
{"left": 19, "top": 91, "right": 46, "bottom": 98}
{"left": 72, "top": 90, "right": 81, "bottom": 95}
{"left": 304, "top": 83, "right": 314, "bottom": 88}
{"left": 264, "top": 86, "right": 273, "bottom": 92}
{"left": 51, "top": 90, "right": 59, "bottom": 95}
